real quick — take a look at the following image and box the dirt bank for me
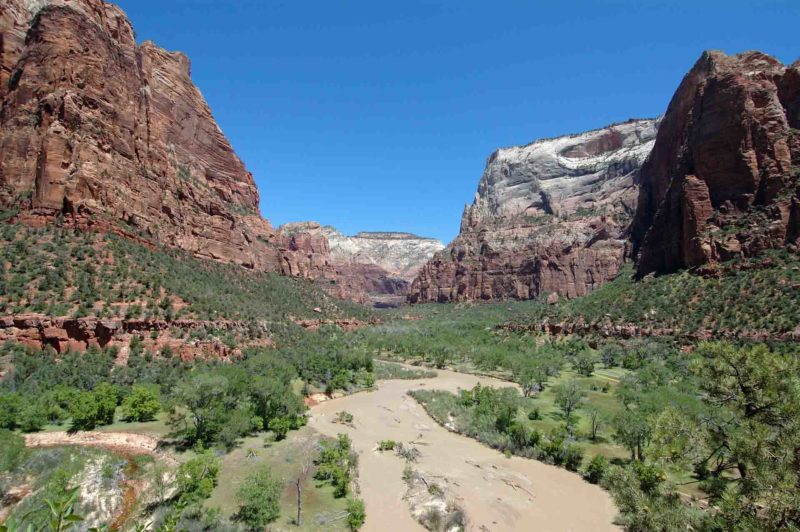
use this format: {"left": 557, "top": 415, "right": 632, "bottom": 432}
{"left": 309, "top": 368, "right": 619, "bottom": 532}
{"left": 25, "top": 431, "right": 163, "bottom": 457}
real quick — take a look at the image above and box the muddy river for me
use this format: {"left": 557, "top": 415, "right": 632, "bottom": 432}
{"left": 309, "top": 367, "right": 619, "bottom": 532}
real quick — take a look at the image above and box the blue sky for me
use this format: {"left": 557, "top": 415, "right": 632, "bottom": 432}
{"left": 116, "top": 0, "right": 799, "bottom": 244}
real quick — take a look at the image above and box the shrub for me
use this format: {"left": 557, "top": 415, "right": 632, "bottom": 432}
{"left": 346, "top": 498, "right": 366, "bottom": 531}
{"left": 0, "top": 430, "right": 27, "bottom": 472}
{"left": 18, "top": 402, "right": 47, "bottom": 432}
{"left": 377, "top": 440, "right": 397, "bottom": 451}
{"left": 0, "top": 392, "right": 21, "bottom": 429}
{"left": 564, "top": 445, "right": 584, "bottom": 472}
{"left": 236, "top": 467, "right": 282, "bottom": 529}
{"left": 176, "top": 450, "right": 221, "bottom": 501}
{"left": 584, "top": 455, "right": 608, "bottom": 484}
{"left": 334, "top": 411, "right": 354, "bottom": 424}
{"left": 632, "top": 461, "right": 666, "bottom": 494}
{"left": 269, "top": 417, "right": 291, "bottom": 441}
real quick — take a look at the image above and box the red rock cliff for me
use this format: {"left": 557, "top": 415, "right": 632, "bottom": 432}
{"left": 0, "top": 0, "right": 331, "bottom": 278}
{"left": 633, "top": 51, "right": 800, "bottom": 275}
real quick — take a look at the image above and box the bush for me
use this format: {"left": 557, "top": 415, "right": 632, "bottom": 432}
{"left": 564, "top": 445, "right": 584, "bottom": 472}
{"left": 334, "top": 411, "right": 354, "bottom": 424}
{"left": 269, "top": 417, "right": 291, "bottom": 441}
{"left": 18, "top": 402, "right": 47, "bottom": 432}
{"left": 584, "top": 455, "right": 608, "bottom": 484}
{"left": 236, "top": 467, "right": 282, "bottom": 530}
{"left": 0, "top": 392, "right": 21, "bottom": 429}
{"left": 632, "top": 461, "right": 666, "bottom": 494}
{"left": 176, "top": 450, "right": 221, "bottom": 501}
{"left": 346, "top": 498, "right": 366, "bottom": 531}
{"left": 377, "top": 440, "right": 396, "bottom": 451}
{"left": 0, "top": 430, "right": 27, "bottom": 472}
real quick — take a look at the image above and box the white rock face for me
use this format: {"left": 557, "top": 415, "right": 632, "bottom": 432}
{"left": 463, "top": 118, "right": 660, "bottom": 230}
{"left": 410, "top": 118, "right": 661, "bottom": 303}
{"left": 279, "top": 223, "right": 444, "bottom": 282}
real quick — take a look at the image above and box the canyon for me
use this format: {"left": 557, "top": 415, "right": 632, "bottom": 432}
{"left": 5, "top": 2, "right": 796, "bottom": 308}
{"left": 280, "top": 222, "right": 443, "bottom": 305}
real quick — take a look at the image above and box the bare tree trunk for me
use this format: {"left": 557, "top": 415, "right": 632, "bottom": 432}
{"left": 296, "top": 477, "right": 302, "bottom": 526}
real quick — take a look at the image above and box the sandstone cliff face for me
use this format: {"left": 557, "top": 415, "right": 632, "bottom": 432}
{"left": 279, "top": 222, "right": 443, "bottom": 304}
{"left": 633, "top": 51, "right": 800, "bottom": 276}
{"left": 0, "top": 0, "right": 330, "bottom": 279}
{"left": 321, "top": 227, "right": 444, "bottom": 282}
{"left": 410, "top": 119, "right": 659, "bottom": 303}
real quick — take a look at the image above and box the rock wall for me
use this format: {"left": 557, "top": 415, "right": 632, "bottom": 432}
{"left": 0, "top": 0, "right": 331, "bottom": 279}
{"left": 633, "top": 51, "right": 800, "bottom": 275}
{"left": 279, "top": 222, "right": 443, "bottom": 304}
{"left": 410, "top": 119, "right": 659, "bottom": 303}
{"left": 0, "top": 313, "right": 272, "bottom": 362}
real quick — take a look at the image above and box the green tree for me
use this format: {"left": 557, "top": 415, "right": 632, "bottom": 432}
{"left": 168, "top": 373, "right": 238, "bottom": 446}
{"left": 553, "top": 380, "right": 585, "bottom": 428}
{"left": 612, "top": 409, "right": 651, "bottom": 462}
{"left": 694, "top": 342, "right": 800, "bottom": 529}
{"left": 176, "top": 450, "right": 221, "bottom": 501}
{"left": 235, "top": 467, "right": 282, "bottom": 530}
{"left": 18, "top": 401, "right": 47, "bottom": 433}
{"left": 69, "top": 391, "right": 99, "bottom": 431}
{"left": 0, "top": 392, "right": 21, "bottom": 429}
{"left": 121, "top": 385, "right": 160, "bottom": 422}
{"left": 93, "top": 382, "right": 119, "bottom": 425}
{"left": 573, "top": 350, "right": 599, "bottom": 377}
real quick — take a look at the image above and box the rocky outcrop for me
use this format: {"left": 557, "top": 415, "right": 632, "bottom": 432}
{"left": 499, "top": 318, "right": 800, "bottom": 344}
{"left": 0, "top": 313, "right": 272, "bottom": 361}
{"left": 410, "top": 119, "right": 659, "bottom": 303}
{"left": 633, "top": 51, "right": 800, "bottom": 275}
{"left": 279, "top": 222, "right": 443, "bottom": 304}
{"left": 0, "top": 0, "right": 330, "bottom": 280}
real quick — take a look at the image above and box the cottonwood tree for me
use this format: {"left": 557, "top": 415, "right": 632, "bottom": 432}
{"left": 553, "top": 380, "right": 586, "bottom": 429}
{"left": 586, "top": 406, "right": 602, "bottom": 440}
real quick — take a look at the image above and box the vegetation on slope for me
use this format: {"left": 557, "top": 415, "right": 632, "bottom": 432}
{"left": 551, "top": 252, "right": 800, "bottom": 335}
{"left": 0, "top": 224, "right": 369, "bottom": 328}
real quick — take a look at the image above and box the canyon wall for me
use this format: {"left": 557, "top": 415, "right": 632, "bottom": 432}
{"left": 410, "top": 119, "right": 659, "bottom": 302}
{"left": 0, "top": 0, "right": 331, "bottom": 279}
{"left": 280, "top": 222, "right": 443, "bottom": 304}
{"left": 633, "top": 51, "right": 800, "bottom": 275}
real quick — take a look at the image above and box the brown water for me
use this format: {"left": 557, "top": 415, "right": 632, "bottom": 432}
{"left": 309, "top": 368, "right": 619, "bottom": 532}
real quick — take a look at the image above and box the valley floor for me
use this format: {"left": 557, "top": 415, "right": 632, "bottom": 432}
{"left": 309, "top": 367, "right": 618, "bottom": 532}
